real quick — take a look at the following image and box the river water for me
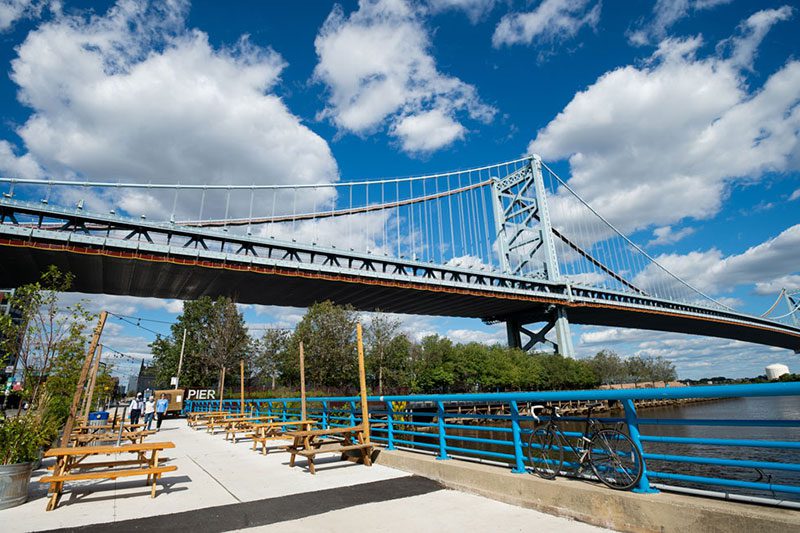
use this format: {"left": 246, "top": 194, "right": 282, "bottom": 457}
{"left": 411, "top": 395, "right": 800, "bottom": 501}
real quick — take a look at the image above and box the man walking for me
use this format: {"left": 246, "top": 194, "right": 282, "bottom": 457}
{"left": 155, "top": 393, "right": 170, "bottom": 431}
{"left": 130, "top": 393, "right": 144, "bottom": 425}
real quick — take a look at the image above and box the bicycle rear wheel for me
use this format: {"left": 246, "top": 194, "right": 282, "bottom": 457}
{"left": 588, "top": 428, "right": 643, "bottom": 490}
{"left": 526, "top": 424, "right": 563, "bottom": 479}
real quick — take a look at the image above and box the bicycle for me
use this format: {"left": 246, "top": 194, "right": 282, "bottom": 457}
{"left": 526, "top": 403, "right": 643, "bottom": 490}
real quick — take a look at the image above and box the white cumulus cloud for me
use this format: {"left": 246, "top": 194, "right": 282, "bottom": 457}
{"left": 492, "top": 0, "right": 600, "bottom": 49}
{"left": 427, "top": 0, "right": 496, "bottom": 23}
{"left": 628, "top": 0, "right": 734, "bottom": 46}
{"left": 531, "top": 8, "right": 800, "bottom": 234}
{"left": 314, "top": 0, "right": 495, "bottom": 155}
{"left": 634, "top": 224, "right": 800, "bottom": 297}
{"left": 0, "top": 0, "right": 338, "bottom": 220}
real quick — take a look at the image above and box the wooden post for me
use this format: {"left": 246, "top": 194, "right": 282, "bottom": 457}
{"left": 60, "top": 311, "right": 107, "bottom": 447}
{"left": 240, "top": 359, "right": 245, "bottom": 415}
{"left": 81, "top": 344, "right": 104, "bottom": 419}
{"left": 299, "top": 342, "right": 306, "bottom": 421}
{"left": 218, "top": 366, "right": 226, "bottom": 412}
{"left": 356, "top": 323, "right": 370, "bottom": 443}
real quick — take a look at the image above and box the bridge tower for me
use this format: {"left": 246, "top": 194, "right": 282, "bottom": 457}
{"left": 786, "top": 289, "right": 800, "bottom": 328}
{"left": 491, "top": 155, "right": 574, "bottom": 356}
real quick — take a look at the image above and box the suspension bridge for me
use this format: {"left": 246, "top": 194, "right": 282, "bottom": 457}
{"left": 0, "top": 155, "right": 798, "bottom": 354}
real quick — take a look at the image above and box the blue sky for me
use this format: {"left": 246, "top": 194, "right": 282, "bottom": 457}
{"left": 0, "top": 0, "right": 798, "bottom": 381}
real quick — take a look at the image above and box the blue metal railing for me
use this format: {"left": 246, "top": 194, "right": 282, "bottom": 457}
{"left": 185, "top": 382, "right": 800, "bottom": 500}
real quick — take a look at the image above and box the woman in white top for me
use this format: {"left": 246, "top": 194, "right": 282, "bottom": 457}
{"left": 144, "top": 396, "right": 156, "bottom": 430}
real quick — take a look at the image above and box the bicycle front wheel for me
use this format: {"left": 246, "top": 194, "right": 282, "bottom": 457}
{"left": 588, "top": 428, "right": 643, "bottom": 490}
{"left": 526, "top": 424, "right": 562, "bottom": 479}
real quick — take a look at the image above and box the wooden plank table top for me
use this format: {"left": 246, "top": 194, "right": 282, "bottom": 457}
{"left": 287, "top": 424, "right": 365, "bottom": 438}
{"left": 41, "top": 440, "right": 176, "bottom": 511}
{"left": 286, "top": 425, "right": 371, "bottom": 474}
{"left": 45, "top": 441, "right": 175, "bottom": 457}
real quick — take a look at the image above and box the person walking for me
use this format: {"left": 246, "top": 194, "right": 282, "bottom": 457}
{"left": 144, "top": 396, "right": 156, "bottom": 430}
{"left": 130, "top": 393, "right": 144, "bottom": 425}
{"left": 155, "top": 393, "right": 170, "bottom": 431}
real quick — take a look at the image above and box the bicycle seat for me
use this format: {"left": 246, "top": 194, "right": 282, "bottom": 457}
{"left": 585, "top": 402, "right": 603, "bottom": 409}
{"left": 530, "top": 404, "right": 559, "bottom": 421}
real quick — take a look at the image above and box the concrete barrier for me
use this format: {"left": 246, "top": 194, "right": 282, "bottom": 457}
{"left": 373, "top": 449, "right": 799, "bottom": 533}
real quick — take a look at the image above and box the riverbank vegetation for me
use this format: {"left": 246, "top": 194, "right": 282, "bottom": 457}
{"left": 151, "top": 299, "right": 677, "bottom": 395}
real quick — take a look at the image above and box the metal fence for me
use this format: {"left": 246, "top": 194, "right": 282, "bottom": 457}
{"left": 185, "top": 382, "right": 800, "bottom": 505}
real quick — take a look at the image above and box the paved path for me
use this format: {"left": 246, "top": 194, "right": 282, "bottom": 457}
{"left": 4, "top": 419, "right": 610, "bottom": 532}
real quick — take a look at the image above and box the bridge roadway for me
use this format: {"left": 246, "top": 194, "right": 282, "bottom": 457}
{"left": 1, "top": 199, "right": 799, "bottom": 351}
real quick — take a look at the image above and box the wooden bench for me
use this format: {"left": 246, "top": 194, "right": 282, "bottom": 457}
{"left": 207, "top": 414, "right": 268, "bottom": 434}
{"left": 39, "top": 441, "right": 177, "bottom": 511}
{"left": 187, "top": 411, "right": 228, "bottom": 429}
{"left": 247, "top": 420, "right": 316, "bottom": 452}
{"left": 287, "top": 425, "right": 372, "bottom": 474}
{"left": 221, "top": 416, "right": 276, "bottom": 441}
{"left": 71, "top": 429, "right": 156, "bottom": 446}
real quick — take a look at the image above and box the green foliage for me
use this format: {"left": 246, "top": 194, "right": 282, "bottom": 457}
{"left": 586, "top": 350, "right": 677, "bottom": 385}
{"left": 288, "top": 301, "right": 359, "bottom": 390}
{"left": 252, "top": 328, "right": 291, "bottom": 390}
{"left": 151, "top": 296, "right": 251, "bottom": 388}
{"left": 0, "top": 406, "right": 57, "bottom": 464}
{"left": 0, "top": 266, "right": 95, "bottom": 427}
{"left": 364, "top": 313, "right": 410, "bottom": 394}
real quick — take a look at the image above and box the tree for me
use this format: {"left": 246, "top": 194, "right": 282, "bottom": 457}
{"left": 253, "top": 328, "right": 290, "bottom": 390}
{"left": 365, "top": 313, "right": 410, "bottom": 394}
{"left": 205, "top": 297, "right": 252, "bottom": 373}
{"left": 289, "top": 301, "right": 359, "bottom": 390}
{"left": 588, "top": 350, "right": 626, "bottom": 385}
{"left": 151, "top": 296, "right": 252, "bottom": 388}
{"left": 0, "top": 266, "right": 94, "bottom": 412}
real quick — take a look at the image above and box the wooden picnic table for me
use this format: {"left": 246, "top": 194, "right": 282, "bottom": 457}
{"left": 39, "top": 441, "right": 177, "bottom": 511}
{"left": 187, "top": 411, "right": 229, "bottom": 428}
{"left": 73, "top": 423, "right": 145, "bottom": 433}
{"left": 286, "top": 424, "right": 372, "bottom": 474}
{"left": 71, "top": 429, "right": 156, "bottom": 446}
{"left": 207, "top": 415, "right": 273, "bottom": 434}
{"left": 237, "top": 419, "right": 316, "bottom": 450}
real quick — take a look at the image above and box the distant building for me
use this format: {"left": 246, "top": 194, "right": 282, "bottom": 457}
{"left": 127, "top": 361, "right": 157, "bottom": 394}
{"left": 766, "top": 364, "right": 790, "bottom": 380}
{"left": 0, "top": 289, "right": 23, "bottom": 381}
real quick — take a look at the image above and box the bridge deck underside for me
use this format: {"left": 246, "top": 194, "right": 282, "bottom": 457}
{"left": 2, "top": 243, "right": 798, "bottom": 351}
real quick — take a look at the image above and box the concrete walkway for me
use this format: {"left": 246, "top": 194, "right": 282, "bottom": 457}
{"left": 4, "top": 419, "right": 609, "bottom": 532}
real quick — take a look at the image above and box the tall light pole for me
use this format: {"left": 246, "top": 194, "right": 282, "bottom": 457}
{"left": 174, "top": 328, "right": 187, "bottom": 389}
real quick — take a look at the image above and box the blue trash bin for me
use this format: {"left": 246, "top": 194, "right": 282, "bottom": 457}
{"left": 87, "top": 411, "right": 109, "bottom": 426}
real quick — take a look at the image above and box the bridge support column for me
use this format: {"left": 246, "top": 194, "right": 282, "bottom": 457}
{"left": 505, "top": 307, "right": 574, "bottom": 357}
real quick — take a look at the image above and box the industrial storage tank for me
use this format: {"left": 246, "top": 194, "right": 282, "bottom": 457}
{"left": 765, "top": 363, "right": 790, "bottom": 380}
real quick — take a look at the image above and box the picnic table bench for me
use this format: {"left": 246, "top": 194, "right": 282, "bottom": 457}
{"left": 244, "top": 419, "right": 316, "bottom": 451}
{"left": 73, "top": 423, "right": 145, "bottom": 434}
{"left": 219, "top": 416, "right": 276, "bottom": 439}
{"left": 207, "top": 414, "right": 271, "bottom": 434}
{"left": 39, "top": 441, "right": 177, "bottom": 511}
{"left": 71, "top": 429, "right": 156, "bottom": 446}
{"left": 187, "top": 411, "right": 229, "bottom": 428}
{"left": 287, "top": 425, "right": 372, "bottom": 474}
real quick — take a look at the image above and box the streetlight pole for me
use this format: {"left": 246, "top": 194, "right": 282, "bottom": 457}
{"left": 175, "top": 328, "right": 187, "bottom": 389}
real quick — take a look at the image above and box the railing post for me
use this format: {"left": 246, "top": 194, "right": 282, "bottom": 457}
{"left": 509, "top": 401, "right": 526, "bottom": 473}
{"left": 622, "top": 398, "right": 659, "bottom": 494}
{"left": 322, "top": 401, "right": 329, "bottom": 429}
{"left": 265, "top": 400, "right": 273, "bottom": 419}
{"left": 281, "top": 400, "right": 287, "bottom": 422}
{"left": 386, "top": 401, "right": 396, "bottom": 450}
{"left": 436, "top": 401, "right": 448, "bottom": 460}
{"left": 349, "top": 401, "right": 358, "bottom": 426}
